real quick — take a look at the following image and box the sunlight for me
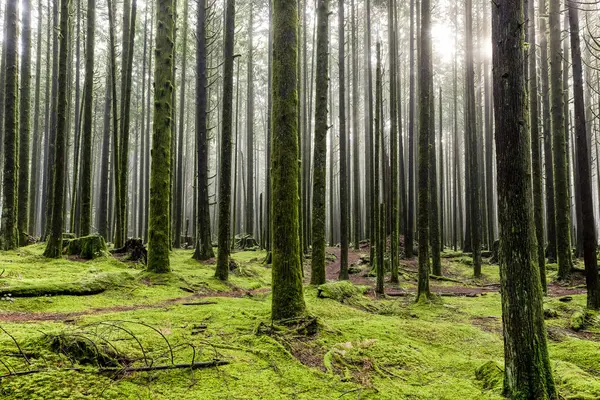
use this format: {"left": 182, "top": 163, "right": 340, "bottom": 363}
{"left": 431, "top": 22, "right": 456, "bottom": 64}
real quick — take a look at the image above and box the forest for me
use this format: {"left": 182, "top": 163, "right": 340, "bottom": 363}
{"left": 0, "top": 0, "right": 599, "bottom": 398}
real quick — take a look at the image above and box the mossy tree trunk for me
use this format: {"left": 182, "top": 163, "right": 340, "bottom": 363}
{"left": 491, "top": 0, "right": 556, "bottom": 396}
{"left": 98, "top": 69, "right": 111, "bottom": 240}
{"left": 310, "top": 0, "right": 329, "bottom": 286}
{"left": 374, "top": 43, "right": 382, "bottom": 287}
{"left": 246, "top": 5, "right": 254, "bottom": 237}
{"left": 337, "top": 0, "right": 349, "bottom": 281}
{"left": 416, "top": 0, "right": 431, "bottom": 301}
{"left": 43, "top": 0, "right": 69, "bottom": 258}
{"left": 364, "top": 0, "right": 374, "bottom": 266}
{"left": 28, "top": 0, "right": 44, "bottom": 235}
{"left": 79, "top": 0, "right": 95, "bottom": 236}
{"left": 147, "top": 0, "right": 175, "bottom": 273}
{"left": 193, "top": 0, "right": 215, "bottom": 261}
{"left": 539, "top": 0, "right": 556, "bottom": 262}
{"left": 528, "top": 0, "right": 547, "bottom": 293}
{"left": 465, "top": 0, "right": 482, "bottom": 277}
{"left": 271, "top": 0, "right": 306, "bottom": 320}
{"left": 17, "top": 0, "right": 32, "bottom": 245}
{"left": 387, "top": 0, "right": 399, "bottom": 283}
{"left": 549, "top": 0, "right": 573, "bottom": 279}
{"left": 215, "top": 0, "right": 235, "bottom": 281}
{"left": 117, "top": 0, "right": 138, "bottom": 247}
{"left": 376, "top": 203, "right": 384, "bottom": 295}
{"left": 429, "top": 84, "right": 441, "bottom": 276}
{"left": 174, "top": 0, "right": 188, "bottom": 248}
{"left": 351, "top": 0, "right": 360, "bottom": 252}
{"left": 406, "top": 0, "right": 415, "bottom": 260}
{"left": 42, "top": 0, "right": 59, "bottom": 240}
{"left": 2, "top": 0, "right": 19, "bottom": 250}
{"left": 439, "top": 88, "right": 444, "bottom": 251}
{"left": 567, "top": 1, "right": 600, "bottom": 310}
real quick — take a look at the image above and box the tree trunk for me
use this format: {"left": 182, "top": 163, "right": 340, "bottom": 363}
{"left": 79, "top": 0, "right": 96, "bottom": 236}
{"left": 374, "top": 43, "right": 383, "bottom": 294}
{"left": 147, "top": 0, "right": 175, "bottom": 273}
{"left": 271, "top": 0, "right": 306, "bottom": 320}
{"left": 406, "top": 0, "right": 415, "bottom": 259}
{"left": 388, "top": 0, "right": 399, "bottom": 283}
{"left": 491, "top": 0, "right": 556, "bottom": 396}
{"left": 338, "top": 0, "right": 349, "bottom": 280}
{"left": 417, "top": 0, "right": 431, "bottom": 301}
{"left": 28, "top": 0, "right": 44, "bottom": 236}
{"left": 246, "top": 6, "right": 254, "bottom": 236}
{"left": 174, "top": 0, "right": 189, "bottom": 248}
{"left": 43, "top": 0, "right": 69, "bottom": 257}
{"left": 528, "top": 0, "right": 547, "bottom": 293}
{"left": 465, "top": 0, "right": 482, "bottom": 277}
{"left": 351, "top": 0, "right": 360, "bottom": 251}
{"left": 2, "top": 0, "right": 19, "bottom": 249}
{"left": 214, "top": 0, "right": 235, "bottom": 280}
{"left": 550, "top": 0, "right": 573, "bottom": 279}
{"left": 567, "top": 1, "right": 600, "bottom": 309}
{"left": 310, "top": 0, "right": 329, "bottom": 286}
{"left": 192, "top": 0, "right": 215, "bottom": 261}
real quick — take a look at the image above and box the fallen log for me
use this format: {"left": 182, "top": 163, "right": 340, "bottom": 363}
{"left": 0, "top": 360, "right": 230, "bottom": 379}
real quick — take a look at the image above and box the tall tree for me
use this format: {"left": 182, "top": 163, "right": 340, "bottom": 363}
{"left": 417, "top": 0, "right": 431, "bottom": 301}
{"left": 388, "top": 0, "right": 399, "bottom": 283}
{"left": 192, "top": 0, "right": 215, "bottom": 261}
{"left": 17, "top": 0, "right": 32, "bottom": 244}
{"left": 271, "top": 0, "right": 306, "bottom": 320}
{"left": 491, "top": 0, "right": 556, "bottom": 396}
{"left": 364, "top": 0, "right": 374, "bottom": 265}
{"left": 98, "top": 68, "right": 111, "bottom": 239}
{"left": 43, "top": 0, "right": 69, "bottom": 257}
{"left": 2, "top": 0, "right": 19, "bottom": 249}
{"left": 79, "top": 0, "right": 96, "bottom": 236}
{"left": 465, "top": 0, "right": 482, "bottom": 277}
{"left": 539, "top": 0, "right": 556, "bottom": 262}
{"left": 147, "top": 0, "right": 175, "bottom": 273}
{"left": 406, "top": 0, "right": 415, "bottom": 259}
{"left": 338, "top": 0, "right": 349, "bottom": 280}
{"left": 310, "top": 0, "right": 329, "bottom": 286}
{"left": 245, "top": 5, "right": 254, "bottom": 237}
{"left": 29, "top": 0, "right": 44, "bottom": 235}
{"left": 174, "top": 0, "right": 189, "bottom": 248}
{"left": 374, "top": 43, "right": 383, "bottom": 295}
{"left": 351, "top": 0, "right": 360, "bottom": 251}
{"left": 550, "top": 0, "right": 573, "bottom": 279}
{"left": 117, "top": 0, "right": 138, "bottom": 246}
{"left": 567, "top": 1, "right": 600, "bottom": 309}
{"left": 528, "top": 0, "right": 547, "bottom": 293}
{"left": 215, "top": 0, "right": 235, "bottom": 281}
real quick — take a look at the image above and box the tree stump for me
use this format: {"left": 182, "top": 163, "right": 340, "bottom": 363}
{"left": 112, "top": 238, "right": 148, "bottom": 263}
{"left": 66, "top": 235, "right": 108, "bottom": 259}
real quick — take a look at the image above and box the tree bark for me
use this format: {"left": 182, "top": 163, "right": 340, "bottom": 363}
{"left": 271, "top": 0, "right": 306, "bottom": 320}
{"left": 147, "top": 0, "right": 175, "bottom": 273}
{"left": 492, "top": 0, "right": 556, "bottom": 396}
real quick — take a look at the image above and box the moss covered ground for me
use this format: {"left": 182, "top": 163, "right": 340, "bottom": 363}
{"left": 0, "top": 244, "right": 598, "bottom": 399}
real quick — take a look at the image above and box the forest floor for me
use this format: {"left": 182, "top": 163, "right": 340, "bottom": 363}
{"left": 0, "top": 243, "right": 598, "bottom": 399}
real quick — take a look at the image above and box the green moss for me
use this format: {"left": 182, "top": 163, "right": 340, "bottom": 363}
{"left": 570, "top": 311, "right": 586, "bottom": 331}
{"left": 0, "top": 250, "right": 598, "bottom": 399}
{"left": 475, "top": 361, "right": 504, "bottom": 391}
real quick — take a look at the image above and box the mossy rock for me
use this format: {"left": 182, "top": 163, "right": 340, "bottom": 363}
{"left": 475, "top": 360, "right": 503, "bottom": 390}
{"left": 317, "top": 281, "right": 367, "bottom": 303}
{"left": 570, "top": 311, "right": 587, "bottom": 332}
{"left": 67, "top": 235, "right": 108, "bottom": 259}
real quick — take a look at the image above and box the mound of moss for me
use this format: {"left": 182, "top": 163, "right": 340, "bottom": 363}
{"left": 317, "top": 281, "right": 367, "bottom": 303}
{"left": 0, "top": 271, "right": 135, "bottom": 297}
{"left": 475, "top": 360, "right": 503, "bottom": 391}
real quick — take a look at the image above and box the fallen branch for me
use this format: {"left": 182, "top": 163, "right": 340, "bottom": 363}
{"left": 0, "top": 360, "right": 230, "bottom": 379}
{"left": 182, "top": 301, "right": 217, "bottom": 306}
{"left": 430, "top": 275, "right": 467, "bottom": 284}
